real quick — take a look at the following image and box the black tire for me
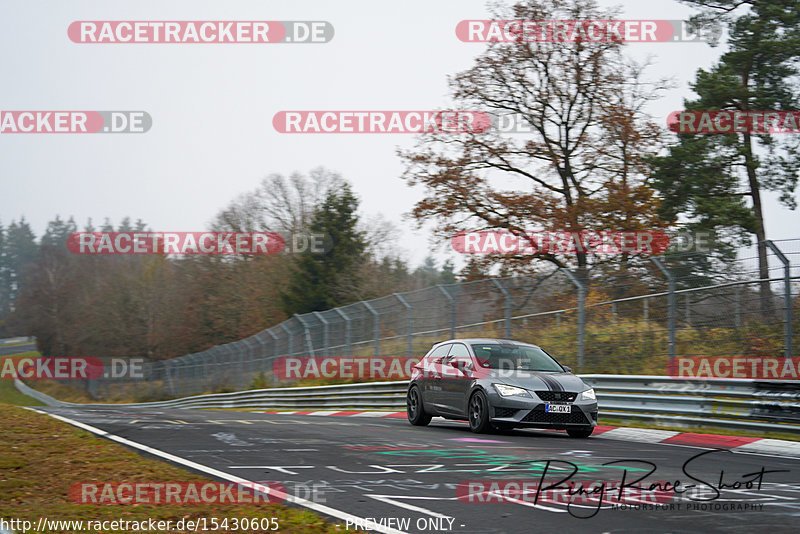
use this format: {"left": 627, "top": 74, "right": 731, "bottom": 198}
{"left": 407, "top": 386, "right": 432, "bottom": 426}
{"left": 468, "top": 390, "right": 493, "bottom": 433}
{"left": 566, "top": 426, "right": 594, "bottom": 438}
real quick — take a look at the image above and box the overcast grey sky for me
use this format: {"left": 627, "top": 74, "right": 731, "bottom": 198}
{"left": 1, "top": 0, "right": 797, "bottom": 268}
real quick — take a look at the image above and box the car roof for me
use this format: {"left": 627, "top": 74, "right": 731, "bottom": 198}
{"left": 432, "top": 338, "right": 541, "bottom": 349}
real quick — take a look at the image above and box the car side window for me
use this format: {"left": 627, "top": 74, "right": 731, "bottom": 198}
{"left": 446, "top": 343, "right": 473, "bottom": 369}
{"left": 426, "top": 344, "right": 451, "bottom": 362}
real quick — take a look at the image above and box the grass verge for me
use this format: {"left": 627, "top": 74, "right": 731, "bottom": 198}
{"left": 0, "top": 404, "right": 359, "bottom": 533}
{"left": 4, "top": 351, "right": 97, "bottom": 404}
{"left": 0, "top": 355, "right": 44, "bottom": 406}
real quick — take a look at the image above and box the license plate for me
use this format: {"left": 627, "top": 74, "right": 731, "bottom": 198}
{"left": 545, "top": 404, "right": 571, "bottom": 413}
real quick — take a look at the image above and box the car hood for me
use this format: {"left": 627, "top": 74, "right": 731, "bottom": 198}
{"left": 486, "top": 370, "right": 588, "bottom": 393}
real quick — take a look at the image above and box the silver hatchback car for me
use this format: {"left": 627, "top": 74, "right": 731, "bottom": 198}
{"left": 406, "top": 338, "right": 598, "bottom": 437}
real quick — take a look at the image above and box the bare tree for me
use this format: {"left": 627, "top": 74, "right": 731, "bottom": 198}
{"left": 211, "top": 167, "right": 344, "bottom": 233}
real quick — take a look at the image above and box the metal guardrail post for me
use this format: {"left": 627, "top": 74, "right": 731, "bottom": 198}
{"left": 219, "top": 346, "right": 229, "bottom": 388}
{"left": 394, "top": 293, "right": 413, "bottom": 358}
{"left": 208, "top": 348, "right": 219, "bottom": 390}
{"left": 225, "top": 344, "right": 243, "bottom": 389}
{"left": 189, "top": 354, "right": 198, "bottom": 394}
{"left": 334, "top": 308, "right": 352, "bottom": 357}
{"left": 280, "top": 323, "right": 293, "bottom": 357}
{"left": 294, "top": 314, "right": 316, "bottom": 357}
{"left": 243, "top": 338, "right": 255, "bottom": 361}
{"left": 437, "top": 284, "right": 456, "bottom": 338}
{"left": 266, "top": 329, "right": 279, "bottom": 384}
{"left": 363, "top": 301, "right": 380, "bottom": 358}
{"left": 175, "top": 359, "right": 188, "bottom": 398}
{"left": 492, "top": 279, "right": 512, "bottom": 339}
{"left": 735, "top": 286, "right": 742, "bottom": 327}
{"left": 203, "top": 352, "right": 212, "bottom": 393}
{"left": 766, "top": 240, "right": 793, "bottom": 358}
{"left": 685, "top": 294, "right": 690, "bottom": 325}
{"left": 253, "top": 336, "right": 266, "bottom": 372}
{"left": 267, "top": 329, "right": 278, "bottom": 360}
{"left": 165, "top": 359, "right": 176, "bottom": 398}
{"left": 652, "top": 258, "right": 676, "bottom": 360}
{"left": 560, "top": 268, "right": 585, "bottom": 371}
{"left": 242, "top": 339, "right": 256, "bottom": 385}
{"left": 313, "top": 312, "right": 330, "bottom": 358}
{"left": 186, "top": 355, "right": 196, "bottom": 395}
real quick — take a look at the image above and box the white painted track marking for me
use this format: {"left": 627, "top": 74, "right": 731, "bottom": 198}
{"left": 25, "top": 408, "right": 408, "bottom": 534}
{"left": 599, "top": 427, "right": 679, "bottom": 443}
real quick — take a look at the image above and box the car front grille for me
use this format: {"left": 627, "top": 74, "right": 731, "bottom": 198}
{"left": 494, "top": 407, "right": 518, "bottom": 418}
{"left": 522, "top": 407, "right": 589, "bottom": 425}
{"left": 535, "top": 391, "right": 577, "bottom": 402}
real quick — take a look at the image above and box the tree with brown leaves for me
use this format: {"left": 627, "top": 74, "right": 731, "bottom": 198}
{"left": 400, "top": 0, "right": 670, "bottom": 280}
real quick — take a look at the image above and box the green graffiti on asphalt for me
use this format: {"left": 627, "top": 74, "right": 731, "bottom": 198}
{"left": 374, "top": 449, "right": 647, "bottom": 474}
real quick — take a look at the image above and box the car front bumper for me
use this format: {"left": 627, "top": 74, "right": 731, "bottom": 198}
{"left": 486, "top": 390, "right": 598, "bottom": 428}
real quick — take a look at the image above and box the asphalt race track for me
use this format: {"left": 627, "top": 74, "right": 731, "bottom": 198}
{"left": 0, "top": 343, "right": 36, "bottom": 356}
{"left": 30, "top": 406, "right": 800, "bottom": 534}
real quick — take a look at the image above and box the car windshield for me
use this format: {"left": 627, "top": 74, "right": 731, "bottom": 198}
{"left": 470, "top": 344, "right": 564, "bottom": 372}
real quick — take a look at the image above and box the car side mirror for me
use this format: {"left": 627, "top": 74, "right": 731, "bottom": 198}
{"left": 562, "top": 366, "right": 572, "bottom": 373}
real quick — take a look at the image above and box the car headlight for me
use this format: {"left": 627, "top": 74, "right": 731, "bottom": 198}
{"left": 493, "top": 384, "right": 531, "bottom": 397}
{"left": 579, "top": 388, "right": 596, "bottom": 401}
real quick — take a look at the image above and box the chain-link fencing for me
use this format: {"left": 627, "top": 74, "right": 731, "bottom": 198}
{"left": 74, "top": 239, "right": 799, "bottom": 401}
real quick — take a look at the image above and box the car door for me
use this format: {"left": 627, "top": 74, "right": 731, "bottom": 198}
{"left": 438, "top": 342, "right": 476, "bottom": 416}
{"left": 420, "top": 343, "right": 451, "bottom": 410}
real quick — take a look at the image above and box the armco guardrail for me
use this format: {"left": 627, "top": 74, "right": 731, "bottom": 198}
{"left": 0, "top": 336, "right": 31, "bottom": 345}
{"left": 16, "top": 375, "right": 800, "bottom": 434}
{"left": 581, "top": 375, "right": 800, "bottom": 434}
{"left": 14, "top": 378, "right": 70, "bottom": 407}
{"left": 14, "top": 378, "right": 408, "bottom": 410}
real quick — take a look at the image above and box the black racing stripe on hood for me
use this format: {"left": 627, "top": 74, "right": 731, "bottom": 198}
{"left": 540, "top": 373, "right": 564, "bottom": 392}
{"left": 536, "top": 374, "right": 553, "bottom": 391}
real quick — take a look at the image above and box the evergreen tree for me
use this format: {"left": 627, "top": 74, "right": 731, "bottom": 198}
{"left": 653, "top": 0, "right": 800, "bottom": 308}
{"left": 439, "top": 260, "right": 456, "bottom": 284}
{"left": 4, "top": 217, "right": 38, "bottom": 306}
{"left": 279, "top": 184, "right": 367, "bottom": 315}
{"left": 0, "top": 221, "right": 8, "bottom": 321}
{"left": 41, "top": 215, "right": 78, "bottom": 250}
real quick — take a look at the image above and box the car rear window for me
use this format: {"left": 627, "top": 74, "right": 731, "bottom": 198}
{"left": 470, "top": 344, "right": 563, "bottom": 372}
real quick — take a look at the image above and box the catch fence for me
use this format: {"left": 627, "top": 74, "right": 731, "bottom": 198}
{"left": 73, "top": 240, "right": 800, "bottom": 401}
